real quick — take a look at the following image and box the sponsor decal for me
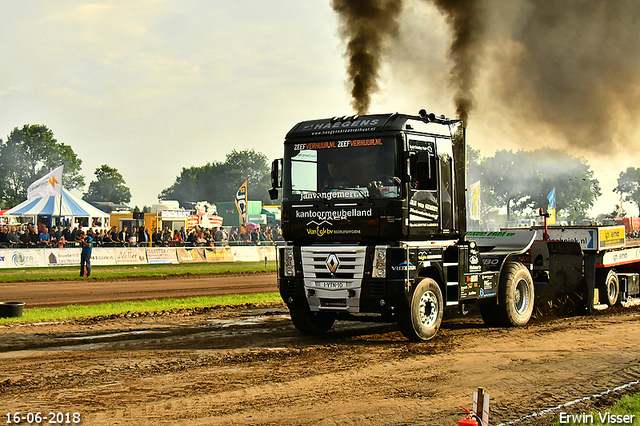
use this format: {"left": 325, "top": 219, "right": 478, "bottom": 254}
{"left": 300, "top": 190, "right": 365, "bottom": 200}
{"left": 296, "top": 208, "right": 373, "bottom": 221}
{"left": 392, "top": 260, "right": 416, "bottom": 271}
{"left": 299, "top": 119, "right": 381, "bottom": 134}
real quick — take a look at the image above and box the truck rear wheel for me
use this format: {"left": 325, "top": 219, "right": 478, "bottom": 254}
{"left": 599, "top": 269, "right": 620, "bottom": 307}
{"left": 398, "top": 278, "right": 444, "bottom": 341}
{"left": 498, "top": 262, "right": 534, "bottom": 326}
{"left": 289, "top": 308, "right": 336, "bottom": 335}
{"left": 478, "top": 301, "right": 502, "bottom": 327}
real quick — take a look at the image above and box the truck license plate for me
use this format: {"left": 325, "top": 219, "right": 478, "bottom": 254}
{"left": 317, "top": 281, "right": 347, "bottom": 289}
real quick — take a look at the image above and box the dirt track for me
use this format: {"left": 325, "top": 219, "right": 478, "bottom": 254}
{"left": 1, "top": 274, "right": 640, "bottom": 425}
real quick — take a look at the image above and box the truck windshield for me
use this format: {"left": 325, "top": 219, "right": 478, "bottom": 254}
{"left": 283, "top": 137, "right": 399, "bottom": 201}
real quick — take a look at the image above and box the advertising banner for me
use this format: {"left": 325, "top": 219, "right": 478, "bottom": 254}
{"left": 176, "top": 248, "right": 206, "bottom": 263}
{"left": 204, "top": 247, "right": 234, "bottom": 263}
{"left": 114, "top": 247, "right": 147, "bottom": 264}
{"left": 91, "top": 248, "right": 117, "bottom": 265}
{"left": 257, "top": 246, "right": 277, "bottom": 261}
{"left": 0, "top": 249, "right": 48, "bottom": 268}
{"left": 46, "top": 248, "right": 80, "bottom": 266}
{"left": 231, "top": 246, "right": 260, "bottom": 262}
{"left": 146, "top": 247, "right": 179, "bottom": 264}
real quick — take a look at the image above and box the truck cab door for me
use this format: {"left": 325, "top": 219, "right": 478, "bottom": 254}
{"left": 407, "top": 136, "right": 456, "bottom": 236}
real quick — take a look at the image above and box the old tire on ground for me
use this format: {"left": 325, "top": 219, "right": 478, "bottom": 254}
{"left": 599, "top": 269, "right": 620, "bottom": 307}
{"left": 289, "top": 308, "right": 336, "bottom": 335}
{"left": 498, "top": 262, "right": 534, "bottom": 327}
{"left": 398, "top": 278, "right": 444, "bottom": 341}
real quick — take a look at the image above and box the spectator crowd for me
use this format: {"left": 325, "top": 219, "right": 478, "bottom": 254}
{"left": 0, "top": 223, "right": 283, "bottom": 249}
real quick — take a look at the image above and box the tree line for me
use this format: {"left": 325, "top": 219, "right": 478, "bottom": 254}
{"left": 1, "top": 124, "right": 640, "bottom": 221}
{"left": 0, "top": 125, "right": 271, "bottom": 210}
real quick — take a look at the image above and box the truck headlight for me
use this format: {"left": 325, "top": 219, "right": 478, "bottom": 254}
{"left": 372, "top": 246, "right": 387, "bottom": 278}
{"left": 284, "top": 247, "right": 295, "bottom": 277}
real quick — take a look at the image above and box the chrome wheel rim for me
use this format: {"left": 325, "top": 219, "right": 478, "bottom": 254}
{"left": 514, "top": 278, "right": 530, "bottom": 314}
{"left": 418, "top": 290, "right": 438, "bottom": 327}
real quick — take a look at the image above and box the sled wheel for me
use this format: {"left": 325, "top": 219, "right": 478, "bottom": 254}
{"left": 600, "top": 269, "right": 620, "bottom": 307}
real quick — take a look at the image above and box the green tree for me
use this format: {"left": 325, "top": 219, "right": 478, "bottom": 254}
{"left": 159, "top": 149, "right": 271, "bottom": 205}
{"left": 478, "top": 148, "right": 600, "bottom": 222}
{"left": 0, "top": 124, "right": 84, "bottom": 208}
{"left": 479, "top": 149, "right": 536, "bottom": 221}
{"left": 527, "top": 148, "right": 600, "bottom": 222}
{"left": 615, "top": 167, "right": 640, "bottom": 216}
{"left": 83, "top": 165, "right": 132, "bottom": 204}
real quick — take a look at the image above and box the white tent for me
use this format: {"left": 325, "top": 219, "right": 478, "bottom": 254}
{"left": 4, "top": 187, "right": 109, "bottom": 226}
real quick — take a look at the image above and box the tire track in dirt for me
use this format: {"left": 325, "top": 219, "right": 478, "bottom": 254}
{"left": 2, "top": 305, "right": 640, "bottom": 424}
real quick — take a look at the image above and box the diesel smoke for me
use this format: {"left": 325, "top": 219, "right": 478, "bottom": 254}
{"left": 331, "top": 0, "right": 403, "bottom": 115}
{"left": 332, "top": 0, "right": 640, "bottom": 151}
{"left": 429, "top": 0, "right": 483, "bottom": 126}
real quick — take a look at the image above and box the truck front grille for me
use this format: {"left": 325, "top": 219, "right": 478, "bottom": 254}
{"left": 301, "top": 247, "right": 366, "bottom": 279}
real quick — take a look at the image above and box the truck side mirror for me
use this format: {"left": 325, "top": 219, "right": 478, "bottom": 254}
{"left": 269, "top": 158, "right": 283, "bottom": 200}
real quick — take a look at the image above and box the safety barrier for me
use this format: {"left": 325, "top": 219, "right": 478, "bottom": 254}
{"left": 0, "top": 245, "right": 277, "bottom": 268}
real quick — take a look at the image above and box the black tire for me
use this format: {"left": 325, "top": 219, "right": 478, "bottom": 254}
{"left": 398, "top": 278, "right": 444, "bottom": 341}
{"left": 498, "top": 262, "right": 534, "bottom": 327}
{"left": 289, "top": 308, "right": 336, "bottom": 335}
{"left": 599, "top": 269, "right": 620, "bottom": 307}
{"left": 478, "top": 302, "right": 503, "bottom": 327}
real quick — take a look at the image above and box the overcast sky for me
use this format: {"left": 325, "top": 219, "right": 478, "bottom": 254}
{"left": 1, "top": 0, "right": 638, "bottom": 216}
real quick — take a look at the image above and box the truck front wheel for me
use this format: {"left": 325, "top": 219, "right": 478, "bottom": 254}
{"left": 499, "top": 262, "right": 534, "bottom": 326}
{"left": 289, "top": 308, "right": 336, "bottom": 335}
{"left": 398, "top": 278, "right": 444, "bottom": 341}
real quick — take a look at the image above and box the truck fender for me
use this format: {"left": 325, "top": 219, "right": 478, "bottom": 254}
{"left": 408, "top": 262, "right": 445, "bottom": 303}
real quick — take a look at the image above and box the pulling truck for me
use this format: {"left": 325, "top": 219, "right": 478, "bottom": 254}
{"left": 268, "top": 110, "right": 640, "bottom": 341}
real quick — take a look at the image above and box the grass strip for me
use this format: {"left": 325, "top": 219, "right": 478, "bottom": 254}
{"left": 0, "top": 292, "right": 283, "bottom": 325}
{"left": 548, "top": 392, "right": 640, "bottom": 425}
{"left": 0, "top": 261, "right": 276, "bottom": 282}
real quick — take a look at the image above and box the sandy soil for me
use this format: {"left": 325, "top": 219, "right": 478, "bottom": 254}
{"left": 1, "top": 274, "right": 640, "bottom": 425}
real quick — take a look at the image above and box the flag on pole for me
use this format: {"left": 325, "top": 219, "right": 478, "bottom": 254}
{"left": 547, "top": 188, "right": 556, "bottom": 225}
{"left": 235, "top": 180, "right": 248, "bottom": 233}
{"left": 27, "top": 165, "right": 63, "bottom": 200}
{"left": 469, "top": 181, "right": 481, "bottom": 221}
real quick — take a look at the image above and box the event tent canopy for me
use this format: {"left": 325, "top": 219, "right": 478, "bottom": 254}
{"left": 4, "top": 187, "right": 109, "bottom": 218}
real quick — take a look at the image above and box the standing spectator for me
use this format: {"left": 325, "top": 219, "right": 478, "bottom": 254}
{"left": 129, "top": 226, "right": 138, "bottom": 246}
{"left": 118, "top": 226, "right": 128, "bottom": 246}
{"left": 7, "top": 226, "right": 20, "bottom": 246}
{"left": 38, "top": 226, "right": 51, "bottom": 247}
{"left": 215, "top": 227, "right": 227, "bottom": 245}
{"left": 20, "top": 228, "right": 31, "bottom": 245}
{"left": 138, "top": 226, "right": 150, "bottom": 246}
{"left": 29, "top": 224, "right": 39, "bottom": 245}
{"left": 173, "top": 229, "right": 183, "bottom": 246}
{"left": 62, "top": 223, "right": 73, "bottom": 242}
{"left": 93, "top": 229, "right": 103, "bottom": 246}
{"left": 77, "top": 230, "right": 93, "bottom": 278}
{"left": 70, "top": 226, "right": 79, "bottom": 243}
{"left": 0, "top": 225, "right": 9, "bottom": 247}
{"left": 152, "top": 228, "right": 162, "bottom": 246}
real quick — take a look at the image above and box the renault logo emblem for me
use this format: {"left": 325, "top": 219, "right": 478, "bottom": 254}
{"left": 325, "top": 254, "right": 339, "bottom": 273}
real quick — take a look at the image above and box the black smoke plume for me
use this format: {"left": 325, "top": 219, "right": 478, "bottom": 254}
{"left": 332, "top": 0, "right": 403, "bottom": 114}
{"left": 429, "top": 0, "right": 483, "bottom": 126}
{"left": 495, "top": 0, "right": 640, "bottom": 151}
